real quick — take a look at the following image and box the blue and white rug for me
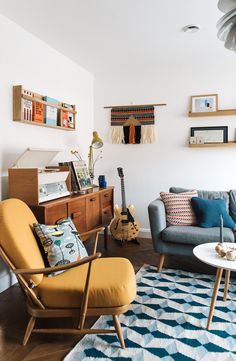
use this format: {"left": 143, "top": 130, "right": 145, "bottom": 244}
{"left": 64, "top": 265, "right": 236, "bottom": 361}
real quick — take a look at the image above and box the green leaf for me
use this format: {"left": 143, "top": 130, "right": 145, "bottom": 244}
{"left": 54, "top": 239, "right": 61, "bottom": 247}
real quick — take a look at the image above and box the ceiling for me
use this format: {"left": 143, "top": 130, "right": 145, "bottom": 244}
{"left": 0, "top": 0, "right": 234, "bottom": 74}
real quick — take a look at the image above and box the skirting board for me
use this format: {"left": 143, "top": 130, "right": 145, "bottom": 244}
{"left": 0, "top": 272, "right": 17, "bottom": 293}
{"left": 107, "top": 227, "right": 151, "bottom": 239}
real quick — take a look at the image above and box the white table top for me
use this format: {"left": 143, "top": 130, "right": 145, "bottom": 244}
{"left": 193, "top": 242, "right": 236, "bottom": 271}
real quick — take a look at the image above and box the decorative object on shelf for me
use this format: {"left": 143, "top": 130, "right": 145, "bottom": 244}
{"left": 59, "top": 160, "right": 80, "bottom": 194}
{"left": 217, "top": 0, "right": 236, "bottom": 52}
{"left": 190, "top": 126, "right": 228, "bottom": 144}
{"left": 188, "top": 93, "right": 236, "bottom": 117}
{"left": 215, "top": 243, "right": 236, "bottom": 260}
{"left": 43, "top": 96, "right": 59, "bottom": 126}
{"left": 190, "top": 94, "right": 218, "bottom": 114}
{"left": 13, "top": 85, "right": 76, "bottom": 131}
{"left": 33, "top": 101, "right": 44, "bottom": 123}
{"left": 98, "top": 175, "right": 107, "bottom": 189}
{"left": 189, "top": 136, "right": 197, "bottom": 144}
{"left": 71, "top": 161, "right": 93, "bottom": 191}
{"left": 88, "top": 131, "right": 103, "bottom": 185}
{"left": 104, "top": 102, "right": 167, "bottom": 144}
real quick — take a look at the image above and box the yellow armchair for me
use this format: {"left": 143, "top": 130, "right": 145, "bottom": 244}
{"left": 0, "top": 199, "right": 136, "bottom": 348}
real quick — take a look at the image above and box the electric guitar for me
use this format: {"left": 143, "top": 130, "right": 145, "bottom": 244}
{"left": 110, "top": 167, "right": 140, "bottom": 245}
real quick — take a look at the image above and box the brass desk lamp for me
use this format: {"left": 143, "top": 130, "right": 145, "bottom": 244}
{"left": 88, "top": 131, "right": 103, "bottom": 185}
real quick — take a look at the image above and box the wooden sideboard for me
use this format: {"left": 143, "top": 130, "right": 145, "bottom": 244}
{"left": 30, "top": 187, "right": 114, "bottom": 249}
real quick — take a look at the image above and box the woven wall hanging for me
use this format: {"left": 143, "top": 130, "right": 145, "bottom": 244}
{"left": 105, "top": 103, "right": 166, "bottom": 144}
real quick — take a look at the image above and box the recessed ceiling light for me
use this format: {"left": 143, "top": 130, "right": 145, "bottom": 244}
{"left": 182, "top": 25, "right": 200, "bottom": 33}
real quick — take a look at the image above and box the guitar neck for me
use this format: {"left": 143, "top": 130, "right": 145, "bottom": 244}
{"left": 120, "top": 178, "right": 127, "bottom": 213}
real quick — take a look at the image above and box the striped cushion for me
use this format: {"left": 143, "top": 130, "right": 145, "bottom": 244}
{"left": 160, "top": 191, "right": 198, "bottom": 226}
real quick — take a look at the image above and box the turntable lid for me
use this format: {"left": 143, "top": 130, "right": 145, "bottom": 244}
{"left": 13, "top": 148, "right": 61, "bottom": 168}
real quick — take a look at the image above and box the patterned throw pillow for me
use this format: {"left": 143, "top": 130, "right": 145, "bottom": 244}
{"left": 33, "top": 218, "right": 88, "bottom": 272}
{"left": 160, "top": 191, "right": 198, "bottom": 226}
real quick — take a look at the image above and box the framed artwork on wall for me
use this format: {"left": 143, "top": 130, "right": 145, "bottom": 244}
{"left": 190, "top": 126, "right": 228, "bottom": 144}
{"left": 190, "top": 94, "right": 218, "bottom": 113}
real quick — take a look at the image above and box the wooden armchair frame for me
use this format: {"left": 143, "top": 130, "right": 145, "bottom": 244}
{"left": 0, "top": 227, "right": 128, "bottom": 348}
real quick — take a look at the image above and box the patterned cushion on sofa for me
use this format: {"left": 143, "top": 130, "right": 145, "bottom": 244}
{"left": 169, "top": 187, "right": 230, "bottom": 211}
{"left": 160, "top": 190, "right": 198, "bottom": 226}
{"left": 33, "top": 218, "right": 88, "bottom": 272}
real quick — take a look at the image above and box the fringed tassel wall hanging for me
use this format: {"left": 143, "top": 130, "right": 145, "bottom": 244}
{"left": 105, "top": 103, "right": 166, "bottom": 144}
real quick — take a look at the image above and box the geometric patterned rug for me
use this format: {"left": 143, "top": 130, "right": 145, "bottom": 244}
{"left": 64, "top": 265, "right": 236, "bottom": 361}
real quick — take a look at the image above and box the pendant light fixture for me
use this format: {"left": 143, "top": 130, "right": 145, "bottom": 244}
{"left": 217, "top": 0, "right": 236, "bottom": 51}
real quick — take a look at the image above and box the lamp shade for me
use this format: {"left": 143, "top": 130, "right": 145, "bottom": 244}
{"left": 218, "top": 0, "right": 236, "bottom": 13}
{"left": 91, "top": 131, "right": 103, "bottom": 149}
{"left": 217, "top": 1, "right": 236, "bottom": 51}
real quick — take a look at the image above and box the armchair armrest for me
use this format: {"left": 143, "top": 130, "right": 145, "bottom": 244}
{"left": 13, "top": 252, "right": 101, "bottom": 275}
{"left": 148, "top": 198, "right": 167, "bottom": 251}
{"left": 80, "top": 227, "right": 104, "bottom": 240}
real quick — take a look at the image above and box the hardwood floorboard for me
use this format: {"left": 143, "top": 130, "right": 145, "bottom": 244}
{"left": 0, "top": 235, "right": 217, "bottom": 361}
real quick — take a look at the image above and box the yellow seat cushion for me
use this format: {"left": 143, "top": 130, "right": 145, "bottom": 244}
{"left": 36, "top": 257, "right": 136, "bottom": 309}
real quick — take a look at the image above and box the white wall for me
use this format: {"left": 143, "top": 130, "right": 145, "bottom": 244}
{"left": 0, "top": 14, "right": 94, "bottom": 292}
{"left": 94, "top": 62, "right": 236, "bottom": 236}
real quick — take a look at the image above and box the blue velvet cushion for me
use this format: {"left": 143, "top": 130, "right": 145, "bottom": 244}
{"left": 191, "top": 197, "right": 235, "bottom": 229}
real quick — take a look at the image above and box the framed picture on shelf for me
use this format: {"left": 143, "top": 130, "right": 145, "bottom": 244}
{"left": 190, "top": 126, "right": 228, "bottom": 144}
{"left": 190, "top": 94, "right": 218, "bottom": 113}
{"left": 71, "top": 161, "right": 93, "bottom": 191}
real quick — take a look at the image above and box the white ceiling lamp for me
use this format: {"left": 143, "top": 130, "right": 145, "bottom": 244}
{"left": 182, "top": 25, "right": 200, "bottom": 33}
{"left": 218, "top": 0, "right": 236, "bottom": 13}
{"left": 217, "top": 0, "right": 236, "bottom": 51}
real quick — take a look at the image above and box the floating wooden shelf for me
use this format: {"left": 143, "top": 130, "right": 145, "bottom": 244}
{"left": 188, "top": 109, "right": 236, "bottom": 117}
{"left": 13, "top": 85, "right": 76, "bottom": 130}
{"left": 13, "top": 119, "right": 75, "bottom": 131}
{"left": 188, "top": 141, "right": 236, "bottom": 148}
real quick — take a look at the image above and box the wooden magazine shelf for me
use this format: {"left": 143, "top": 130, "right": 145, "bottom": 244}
{"left": 13, "top": 85, "right": 77, "bottom": 130}
{"left": 188, "top": 109, "right": 236, "bottom": 117}
{"left": 188, "top": 141, "right": 236, "bottom": 148}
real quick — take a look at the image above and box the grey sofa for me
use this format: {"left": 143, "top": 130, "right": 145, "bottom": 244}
{"left": 148, "top": 187, "right": 236, "bottom": 272}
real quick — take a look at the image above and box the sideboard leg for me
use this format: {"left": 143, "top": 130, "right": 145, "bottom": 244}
{"left": 104, "top": 227, "right": 108, "bottom": 250}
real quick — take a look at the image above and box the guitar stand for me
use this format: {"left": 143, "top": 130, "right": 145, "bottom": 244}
{"left": 114, "top": 238, "right": 140, "bottom": 247}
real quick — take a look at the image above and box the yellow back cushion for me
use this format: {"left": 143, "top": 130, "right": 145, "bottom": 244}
{"left": 0, "top": 199, "right": 44, "bottom": 285}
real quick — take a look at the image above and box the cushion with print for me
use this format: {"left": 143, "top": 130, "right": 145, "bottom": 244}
{"left": 33, "top": 217, "right": 88, "bottom": 272}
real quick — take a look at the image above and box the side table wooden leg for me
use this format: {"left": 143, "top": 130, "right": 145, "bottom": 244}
{"left": 224, "top": 270, "right": 231, "bottom": 302}
{"left": 104, "top": 227, "right": 108, "bottom": 250}
{"left": 157, "top": 254, "right": 165, "bottom": 273}
{"left": 207, "top": 267, "right": 223, "bottom": 330}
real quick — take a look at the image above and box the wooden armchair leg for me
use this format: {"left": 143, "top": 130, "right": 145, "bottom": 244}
{"left": 23, "top": 316, "right": 36, "bottom": 346}
{"left": 157, "top": 254, "right": 165, "bottom": 273}
{"left": 113, "top": 315, "right": 125, "bottom": 349}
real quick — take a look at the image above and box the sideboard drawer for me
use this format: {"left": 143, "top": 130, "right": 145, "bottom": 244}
{"left": 102, "top": 206, "right": 113, "bottom": 226}
{"left": 86, "top": 193, "right": 100, "bottom": 230}
{"left": 45, "top": 204, "right": 68, "bottom": 224}
{"left": 68, "top": 198, "right": 86, "bottom": 233}
{"left": 101, "top": 189, "right": 113, "bottom": 208}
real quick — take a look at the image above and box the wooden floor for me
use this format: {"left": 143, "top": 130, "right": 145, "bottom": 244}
{"left": 0, "top": 236, "right": 215, "bottom": 361}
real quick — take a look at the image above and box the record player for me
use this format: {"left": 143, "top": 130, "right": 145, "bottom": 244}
{"left": 8, "top": 148, "right": 71, "bottom": 205}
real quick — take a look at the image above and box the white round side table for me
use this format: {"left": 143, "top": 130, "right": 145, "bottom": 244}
{"left": 193, "top": 242, "right": 236, "bottom": 330}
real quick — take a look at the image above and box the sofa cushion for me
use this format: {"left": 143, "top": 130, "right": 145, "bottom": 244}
{"left": 169, "top": 187, "right": 230, "bottom": 211}
{"left": 191, "top": 197, "right": 235, "bottom": 229}
{"left": 162, "top": 225, "right": 235, "bottom": 246}
{"left": 160, "top": 190, "right": 197, "bottom": 226}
